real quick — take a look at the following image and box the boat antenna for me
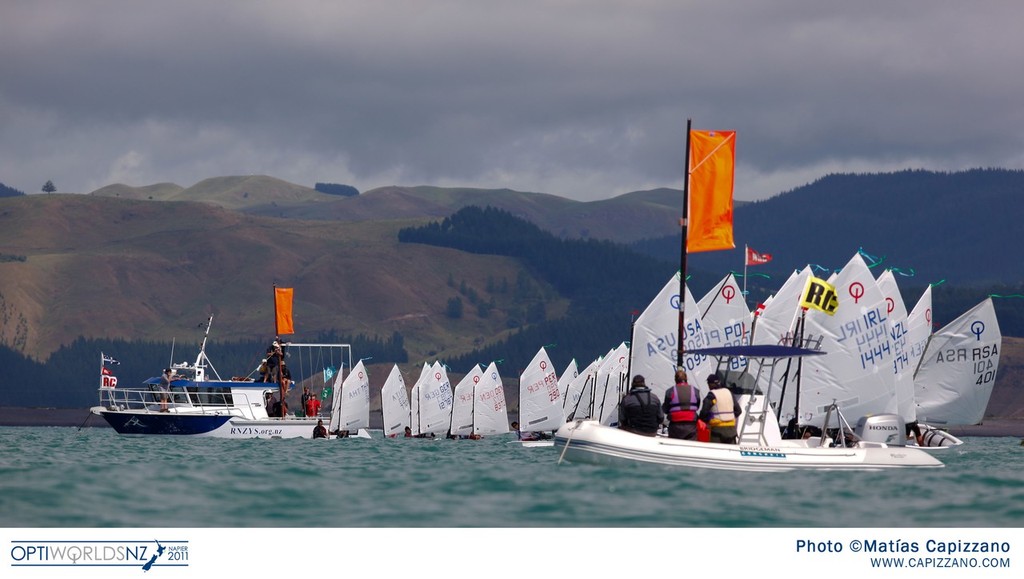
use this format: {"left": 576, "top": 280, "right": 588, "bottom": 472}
{"left": 677, "top": 118, "right": 693, "bottom": 371}
{"left": 198, "top": 314, "right": 214, "bottom": 355}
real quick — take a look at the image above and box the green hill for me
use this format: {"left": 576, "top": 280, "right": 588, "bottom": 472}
{"left": 0, "top": 194, "right": 564, "bottom": 362}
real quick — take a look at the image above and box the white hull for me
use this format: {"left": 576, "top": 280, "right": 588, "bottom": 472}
{"left": 916, "top": 424, "right": 965, "bottom": 449}
{"left": 507, "top": 440, "right": 555, "bottom": 448}
{"left": 554, "top": 420, "right": 944, "bottom": 472}
{"left": 219, "top": 420, "right": 371, "bottom": 439}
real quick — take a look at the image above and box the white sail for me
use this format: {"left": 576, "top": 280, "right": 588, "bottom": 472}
{"left": 595, "top": 342, "right": 629, "bottom": 425}
{"left": 914, "top": 298, "right": 1001, "bottom": 425}
{"left": 327, "top": 362, "right": 347, "bottom": 432}
{"left": 409, "top": 362, "right": 430, "bottom": 435}
{"left": 697, "top": 273, "right": 752, "bottom": 377}
{"left": 750, "top": 268, "right": 809, "bottom": 347}
{"left": 564, "top": 358, "right": 599, "bottom": 421}
{"left": 474, "top": 362, "right": 509, "bottom": 436}
{"left": 557, "top": 359, "right": 579, "bottom": 408}
{"left": 518, "top": 347, "right": 562, "bottom": 433}
{"left": 906, "top": 285, "right": 933, "bottom": 378}
{"left": 876, "top": 269, "right": 916, "bottom": 424}
{"left": 748, "top": 268, "right": 812, "bottom": 418}
{"left": 450, "top": 365, "right": 484, "bottom": 437}
{"left": 380, "top": 364, "right": 410, "bottom": 437}
{"left": 418, "top": 361, "right": 454, "bottom": 435}
{"left": 337, "top": 360, "right": 371, "bottom": 430}
{"left": 799, "top": 253, "right": 896, "bottom": 428}
{"left": 629, "top": 272, "right": 714, "bottom": 395}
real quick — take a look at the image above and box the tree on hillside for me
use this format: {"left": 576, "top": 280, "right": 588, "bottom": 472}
{"left": 0, "top": 182, "right": 26, "bottom": 197}
{"left": 446, "top": 297, "right": 464, "bottom": 319}
{"left": 314, "top": 183, "right": 359, "bottom": 197}
{"left": 42, "top": 180, "right": 56, "bottom": 194}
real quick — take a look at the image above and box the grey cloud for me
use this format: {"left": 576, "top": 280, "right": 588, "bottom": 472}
{"left": 2, "top": 1, "right": 1023, "bottom": 200}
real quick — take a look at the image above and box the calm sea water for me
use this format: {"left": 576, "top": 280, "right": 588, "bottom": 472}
{"left": 1, "top": 427, "right": 1022, "bottom": 528}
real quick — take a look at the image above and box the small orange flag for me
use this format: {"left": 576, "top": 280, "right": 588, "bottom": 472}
{"left": 688, "top": 129, "right": 736, "bottom": 253}
{"left": 274, "top": 287, "right": 295, "bottom": 335}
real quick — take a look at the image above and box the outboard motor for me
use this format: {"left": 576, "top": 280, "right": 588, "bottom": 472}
{"left": 855, "top": 414, "right": 906, "bottom": 446}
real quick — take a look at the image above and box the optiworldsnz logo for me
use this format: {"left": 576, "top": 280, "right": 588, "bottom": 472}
{"left": 9, "top": 539, "right": 188, "bottom": 572}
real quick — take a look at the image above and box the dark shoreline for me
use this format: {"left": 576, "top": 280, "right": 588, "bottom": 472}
{"left": 2, "top": 406, "right": 1023, "bottom": 437}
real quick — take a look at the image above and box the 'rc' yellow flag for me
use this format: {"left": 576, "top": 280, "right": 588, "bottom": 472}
{"left": 800, "top": 276, "right": 838, "bottom": 315}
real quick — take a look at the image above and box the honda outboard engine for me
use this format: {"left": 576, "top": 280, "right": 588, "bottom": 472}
{"left": 855, "top": 414, "right": 905, "bottom": 446}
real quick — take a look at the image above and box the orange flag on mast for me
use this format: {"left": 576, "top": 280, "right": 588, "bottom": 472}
{"left": 688, "top": 129, "right": 736, "bottom": 253}
{"left": 274, "top": 287, "right": 295, "bottom": 335}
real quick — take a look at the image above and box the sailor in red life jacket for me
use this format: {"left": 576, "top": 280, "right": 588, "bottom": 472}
{"left": 698, "top": 374, "right": 742, "bottom": 444}
{"left": 662, "top": 370, "right": 700, "bottom": 440}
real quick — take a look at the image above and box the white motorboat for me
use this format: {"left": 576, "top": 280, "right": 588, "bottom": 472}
{"left": 91, "top": 315, "right": 369, "bottom": 439}
{"left": 554, "top": 345, "right": 944, "bottom": 472}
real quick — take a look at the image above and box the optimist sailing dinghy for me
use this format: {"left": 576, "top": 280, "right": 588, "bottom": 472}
{"left": 554, "top": 345, "right": 944, "bottom": 472}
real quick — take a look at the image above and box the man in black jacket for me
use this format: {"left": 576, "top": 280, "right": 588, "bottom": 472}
{"left": 618, "top": 375, "right": 665, "bottom": 436}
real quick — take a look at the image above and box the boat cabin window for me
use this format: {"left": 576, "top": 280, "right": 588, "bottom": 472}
{"left": 185, "top": 386, "right": 233, "bottom": 407}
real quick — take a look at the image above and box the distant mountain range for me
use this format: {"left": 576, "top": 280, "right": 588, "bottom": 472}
{"left": 1, "top": 168, "right": 1022, "bottom": 366}
{"left": 89, "top": 168, "right": 1024, "bottom": 287}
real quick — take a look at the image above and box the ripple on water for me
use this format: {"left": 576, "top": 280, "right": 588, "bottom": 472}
{"left": 2, "top": 428, "right": 1022, "bottom": 527}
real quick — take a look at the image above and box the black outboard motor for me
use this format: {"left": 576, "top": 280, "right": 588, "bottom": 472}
{"left": 855, "top": 414, "right": 905, "bottom": 446}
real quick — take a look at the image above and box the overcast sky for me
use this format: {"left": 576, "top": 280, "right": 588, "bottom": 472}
{"left": 2, "top": 1, "right": 1023, "bottom": 202}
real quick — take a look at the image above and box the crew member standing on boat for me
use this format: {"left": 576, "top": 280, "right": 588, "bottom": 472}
{"left": 265, "top": 338, "right": 290, "bottom": 416}
{"left": 302, "top": 386, "right": 320, "bottom": 417}
{"left": 698, "top": 374, "right": 742, "bottom": 444}
{"left": 158, "top": 368, "right": 173, "bottom": 412}
{"left": 618, "top": 375, "right": 664, "bottom": 436}
{"left": 662, "top": 370, "right": 699, "bottom": 440}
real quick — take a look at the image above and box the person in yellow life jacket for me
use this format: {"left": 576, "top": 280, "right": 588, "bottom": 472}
{"left": 698, "top": 374, "right": 742, "bottom": 444}
{"left": 662, "top": 369, "right": 699, "bottom": 440}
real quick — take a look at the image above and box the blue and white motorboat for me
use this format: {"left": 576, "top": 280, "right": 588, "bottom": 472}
{"left": 91, "top": 316, "right": 370, "bottom": 439}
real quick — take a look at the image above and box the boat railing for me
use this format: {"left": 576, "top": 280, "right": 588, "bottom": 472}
{"left": 97, "top": 385, "right": 268, "bottom": 419}
{"left": 818, "top": 401, "right": 858, "bottom": 447}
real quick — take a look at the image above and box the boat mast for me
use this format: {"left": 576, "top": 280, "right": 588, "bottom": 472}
{"left": 677, "top": 118, "right": 692, "bottom": 371}
{"left": 272, "top": 285, "right": 287, "bottom": 416}
{"left": 194, "top": 314, "right": 214, "bottom": 381}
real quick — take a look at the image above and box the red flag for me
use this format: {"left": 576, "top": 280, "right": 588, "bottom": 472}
{"left": 274, "top": 287, "right": 295, "bottom": 335}
{"left": 746, "top": 246, "right": 773, "bottom": 266}
{"left": 688, "top": 129, "right": 736, "bottom": 253}
{"left": 100, "top": 367, "right": 117, "bottom": 388}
